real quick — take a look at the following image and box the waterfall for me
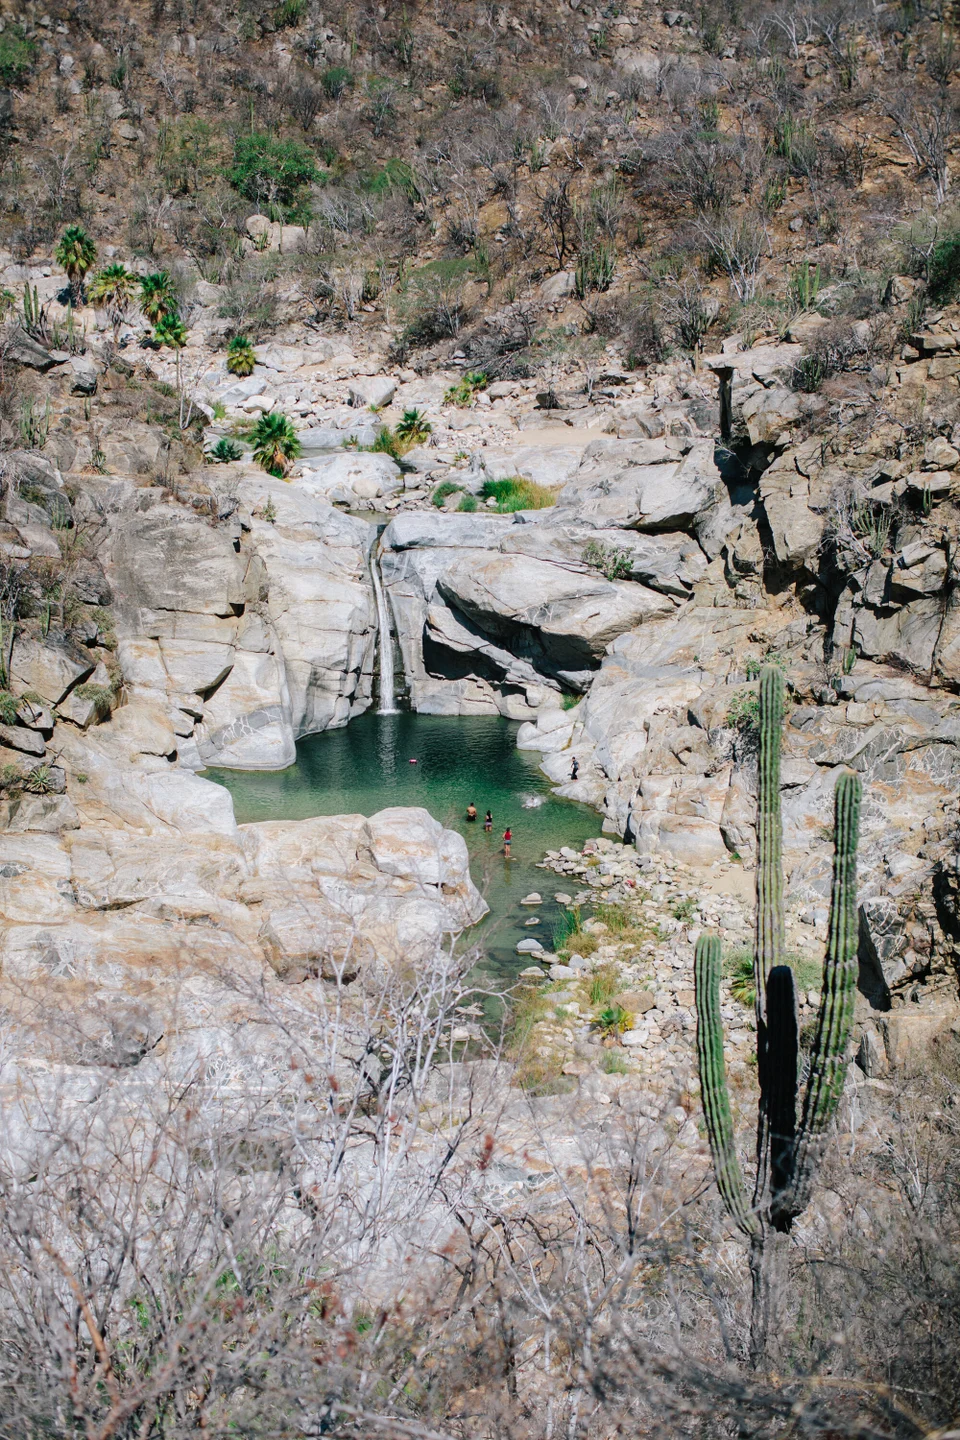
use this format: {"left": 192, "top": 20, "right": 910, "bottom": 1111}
{"left": 370, "top": 543, "right": 398, "bottom": 715}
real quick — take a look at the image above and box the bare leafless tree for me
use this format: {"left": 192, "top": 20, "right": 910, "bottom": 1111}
{"left": 696, "top": 211, "right": 769, "bottom": 301}
{"left": 887, "top": 91, "right": 957, "bottom": 207}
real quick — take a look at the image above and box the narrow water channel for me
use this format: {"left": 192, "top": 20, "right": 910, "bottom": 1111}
{"left": 205, "top": 712, "right": 599, "bottom": 985}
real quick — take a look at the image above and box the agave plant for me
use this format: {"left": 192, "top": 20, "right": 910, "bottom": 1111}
{"left": 55, "top": 225, "right": 97, "bottom": 305}
{"left": 251, "top": 411, "right": 301, "bottom": 478}
{"left": 226, "top": 335, "right": 256, "bottom": 377}
{"left": 88, "top": 262, "right": 136, "bottom": 340}
{"left": 138, "top": 271, "right": 176, "bottom": 327}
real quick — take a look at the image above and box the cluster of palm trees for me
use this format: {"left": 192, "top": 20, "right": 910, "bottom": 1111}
{"left": 54, "top": 226, "right": 302, "bottom": 477}
{"left": 54, "top": 225, "right": 185, "bottom": 351}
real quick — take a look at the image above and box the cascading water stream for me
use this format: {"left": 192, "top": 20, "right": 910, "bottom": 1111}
{"left": 370, "top": 541, "right": 398, "bottom": 715}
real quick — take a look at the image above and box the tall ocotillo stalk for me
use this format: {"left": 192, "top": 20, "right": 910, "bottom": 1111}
{"left": 693, "top": 665, "right": 862, "bottom": 1362}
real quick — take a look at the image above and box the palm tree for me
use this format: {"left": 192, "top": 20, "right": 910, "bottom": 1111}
{"left": 251, "top": 411, "right": 301, "bottom": 478}
{"left": 154, "top": 313, "right": 189, "bottom": 425}
{"left": 55, "top": 225, "right": 97, "bottom": 306}
{"left": 88, "top": 262, "right": 136, "bottom": 341}
{"left": 226, "top": 335, "right": 256, "bottom": 377}
{"left": 138, "top": 271, "right": 176, "bottom": 327}
{"left": 395, "top": 407, "right": 432, "bottom": 448}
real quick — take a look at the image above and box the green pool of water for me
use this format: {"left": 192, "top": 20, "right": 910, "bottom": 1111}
{"left": 205, "top": 712, "right": 599, "bottom": 985}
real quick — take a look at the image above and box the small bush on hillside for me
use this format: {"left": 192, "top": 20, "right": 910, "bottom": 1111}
{"left": 157, "top": 118, "right": 224, "bottom": 196}
{"left": 398, "top": 260, "right": 472, "bottom": 350}
{"left": 365, "top": 79, "right": 397, "bottom": 139}
{"left": 0, "top": 24, "right": 36, "bottom": 85}
{"left": 273, "top": 0, "right": 306, "bottom": 27}
{"left": 624, "top": 298, "right": 666, "bottom": 368}
{"left": 217, "top": 255, "right": 280, "bottom": 337}
{"left": 725, "top": 687, "right": 760, "bottom": 732}
{"left": 359, "top": 159, "right": 420, "bottom": 203}
{"left": 480, "top": 477, "right": 557, "bottom": 513}
{"left": 227, "top": 133, "right": 320, "bottom": 219}
{"left": 321, "top": 66, "right": 353, "bottom": 100}
{"left": 927, "top": 229, "right": 960, "bottom": 304}
{"left": 792, "top": 318, "right": 872, "bottom": 392}
{"left": 282, "top": 71, "right": 324, "bottom": 131}
{"left": 448, "top": 60, "right": 503, "bottom": 105}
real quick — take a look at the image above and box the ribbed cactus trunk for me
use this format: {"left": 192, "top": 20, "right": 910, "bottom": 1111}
{"left": 772, "top": 770, "right": 861, "bottom": 1228}
{"left": 752, "top": 666, "right": 786, "bottom": 1225}
{"left": 692, "top": 664, "right": 863, "bottom": 1370}
{"left": 754, "top": 665, "right": 785, "bottom": 1018}
{"left": 694, "top": 936, "right": 758, "bottom": 1238}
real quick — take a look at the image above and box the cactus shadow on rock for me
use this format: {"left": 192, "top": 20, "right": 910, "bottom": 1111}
{"left": 694, "top": 665, "right": 862, "bottom": 1368}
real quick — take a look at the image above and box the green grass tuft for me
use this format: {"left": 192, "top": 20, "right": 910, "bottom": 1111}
{"left": 431, "top": 480, "right": 465, "bottom": 508}
{"left": 480, "top": 477, "right": 557, "bottom": 513}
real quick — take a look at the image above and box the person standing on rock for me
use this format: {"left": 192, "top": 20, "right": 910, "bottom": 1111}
{"left": 466, "top": 801, "right": 477, "bottom": 821}
{"left": 503, "top": 826, "right": 512, "bottom": 857}
{"left": 484, "top": 810, "right": 493, "bottom": 831}
{"left": 570, "top": 756, "right": 579, "bottom": 780}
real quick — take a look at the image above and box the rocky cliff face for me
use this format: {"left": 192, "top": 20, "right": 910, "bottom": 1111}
{"left": 106, "top": 472, "right": 378, "bottom": 768}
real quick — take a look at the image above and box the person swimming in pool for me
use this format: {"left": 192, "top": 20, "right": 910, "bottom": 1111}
{"left": 484, "top": 810, "right": 493, "bottom": 831}
{"left": 466, "top": 801, "right": 477, "bottom": 821}
{"left": 502, "top": 826, "right": 512, "bottom": 857}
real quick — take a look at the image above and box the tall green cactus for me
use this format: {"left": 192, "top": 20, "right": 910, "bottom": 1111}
{"left": 754, "top": 665, "right": 785, "bottom": 1016}
{"left": 692, "top": 665, "right": 862, "bottom": 1360}
{"left": 694, "top": 935, "right": 759, "bottom": 1237}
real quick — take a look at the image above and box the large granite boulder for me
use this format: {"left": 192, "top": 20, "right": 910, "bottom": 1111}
{"left": 556, "top": 439, "right": 722, "bottom": 532}
{"left": 9, "top": 635, "right": 95, "bottom": 705}
{"left": 108, "top": 504, "right": 248, "bottom": 626}
{"left": 297, "top": 452, "right": 402, "bottom": 503}
{"left": 437, "top": 552, "right": 674, "bottom": 675}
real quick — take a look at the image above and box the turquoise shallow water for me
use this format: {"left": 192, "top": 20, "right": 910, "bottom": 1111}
{"left": 205, "top": 712, "right": 599, "bottom": 984}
